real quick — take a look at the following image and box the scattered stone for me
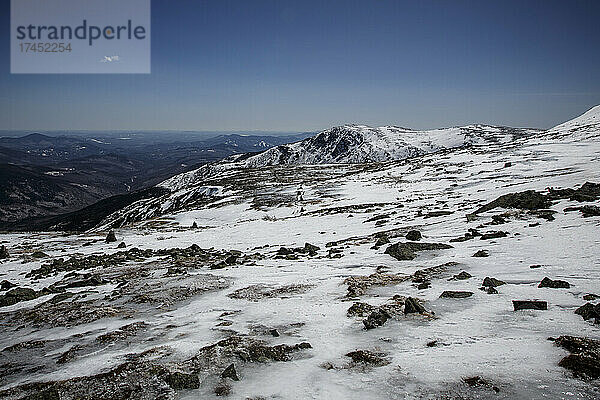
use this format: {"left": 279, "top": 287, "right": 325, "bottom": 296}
{"left": 345, "top": 272, "right": 408, "bottom": 297}
{"left": 417, "top": 281, "right": 431, "bottom": 290}
{"left": 480, "top": 231, "right": 508, "bottom": 240}
{"left": 363, "top": 309, "right": 390, "bottom": 330}
{"left": 221, "top": 363, "right": 240, "bottom": 381}
{"left": 105, "top": 230, "right": 117, "bottom": 243}
{"left": 0, "top": 245, "right": 9, "bottom": 259}
{"left": 470, "top": 190, "right": 551, "bottom": 216}
{"left": 529, "top": 264, "right": 542, "bottom": 269}
{"left": 1, "top": 280, "right": 16, "bottom": 291}
{"left": 575, "top": 303, "right": 600, "bottom": 323}
{"left": 503, "top": 162, "right": 512, "bottom": 168}
{"left": 269, "top": 329, "right": 280, "bottom": 337}
{"left": 424, "top": 210, "right": 454, "bottom": 218}
{"left": 165, "top": 371, "right": 200, "bottom": 389}
{"left": 554, "top": 336, "right": 600, "bottom": 380}
{"left": 482, "top": 277, "right": 505, "bottom": 287}
{"left": 0, "top": 287, "right": 37, "bottom": 307}
{"left": 538, "top": 277, "right": 570, "bottom": 289}
{"left": 472, "top": 249, "right": 489, "bottom": 257}
{"left": 345, "top": 350, "right": 390, "bottom": 366}
{"left": 463, "top": 376, "right": 500, "bottom": 392}
{"left": 451, "top": 271, "right": 472, "bottom": 281}
{"left": 491, "top": 215, "right": 507, "bottom": 224}
{"left": 117, "top": 242, "right": 126, "bottom": 249}
{"left": 482, "top": 286, "right": 498, "bottom": 294}
{"left": 384, "top": 242, "right": 452, "bottom": 261}
{"left": 214, "top": 383, "right": 231, "bottom": 396}
{"left": 404, "top": 297, "right": 426, "bottom": 314}
{"left": 580, "top": 205, "right": 600, "bottom": 217}
{"left": 513, "top": 300, "right": 547, "bottom": 311}
{"left": 440, "top": 291, "right": 473, "bottom": 299}
{"left": 405, "top": 230, "right": 422, "bottom": 241}
{"left": 426, "top": 340, "right": 438, "bottom": 347}
{"left": 347, "top": 302, "right": 377, "bottom": 317}
{"left": 228, "top": 284, "right": 314, "bottom": 302}
{"left": 31, "top": 251, "right": 49, "bottom": 258}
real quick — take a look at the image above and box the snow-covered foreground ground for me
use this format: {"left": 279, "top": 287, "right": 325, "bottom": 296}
{"left": 0, "top": 112, "right": 599, "bottom": 399}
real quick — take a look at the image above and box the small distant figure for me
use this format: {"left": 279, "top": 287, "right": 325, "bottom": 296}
{"left": 105, "top": 230, "right": 117, "bottom": 243}
{"left": 0, "top": 245, "right": 9, "bottom": 259}
{"left": 192, "top": 221, "right": 198, "bottom": 229}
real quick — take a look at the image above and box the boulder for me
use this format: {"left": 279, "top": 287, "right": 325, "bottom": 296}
{"left": 472, "top": 249, "right": 489, "bottom": 257}
{"left": 575, "top": 303, "right": 600, "bottom": 323}
{"left": 345, "top": 350, "right": 390, "bottom": 366}
{"left": 363, "top": 309, "right": 390, "bottom": 330}
{"left": 480, "top": 231, "right": 508, "bottom": 240}
{"left": 512, "top": 300, "right": 547, "bottom": 311}
{"left": 164, "top": 371, "right": 200, "bottom": 389}
{"left": 105, "top": 230, "right": 117, "bottom": 243}
{"left": 482, "top": 277, "right": 506, "bottom": 287}
{"left": 405, "top": 230, "right": 422, "bottom": 241}
{"left": 0, "top": 287, "right": 37, "bottom": 307}
{"left": 451, "top": 271, "right": 472, "bottom": 280}
{"left": 404, "top": 297, "right": 426, "bottom": 314}
{"left": 220, "top": 363, "right": 240, "bottom": 381}
{"left": 440, "top": 291, "right": 473, "bottom": 299}
{"left": 538, "top": 277, "right": 570, "bottom": 289}
{"left": 384, "top": 242, "right": 452, "bottom": 261}
{"left": 0, "top": 280, "right": 16, "bottom": 291}
{"left": 0, "top": 245, "right": 9, "bottom": 259}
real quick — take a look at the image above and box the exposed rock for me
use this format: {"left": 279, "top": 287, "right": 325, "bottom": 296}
{"left": 451, "top": 271, "right": 471, "bottom": 281}
{"left": 363, "top": 309, "right": 390, "bottom": 330}
{"left": 404, "top": 297, "right": 426, "bottom": 314}
{"left": 214, "top": 383, "right": 231, "bottom": 396}
{"left": 481, "top": 286, "right": 498, "bottom": 294}
{"left": 117, "top": 242, "right": 126, "bottom": 249}
{"left": 575, "top": 303, "right": 600, "bottom": 323}
{"left": 1, "top": 280, "right": 16, "bottom": 291}
{"left": 463, "top": 376, "right": 500, "bottom": 392}
{"left": 0, "top": 245, "right": 9, "bottom": 259}
{"left": 482, "top": 277, "right": 505, "bottom": 287}
{"left": 480, "top": 231, "right": 508, "bottom": 240}
{"left": 165, "top": 371, "right": 200, "bottom": 389}
{"left": 347, "top": 302, "right": 377, "bottom": 317}
{"left": 580, "top": 205, "right": 600, "bottom": 217}
{"left": 31, "top": 251, "right": 49, "bottom": 258}
{"left": 345, "top": 350, "right": 390, "bottom": 366}
{"left": 583, "top": 294, "right": 600, "bottom": 301}
{"left": 417, "top": 281, "right": 431, "bottom": 290}
{"left": 228, "top": 284, "right": 314, "bottom": 302}
{"left": 440, "top": 291, "right": 473, "bottom": 299}
{"left": 384, "top": 242, "right": 452, "bottom": 261}
{"left": 424, "top": 210, "right": 454, "bottom": 218}
{"left": 191, "top": 221, "right": 198, "bottom": 228}
{"left": 373, "top": 235, "right": 390, "bottom": 248}
{"left": 529, "top": 264, "right": 542, "bottom": 269}
{"left": 470, "top": 190, "right": 551, "bottom": 216}
{"left": 405, "top": 230, "right": 422, "bottom": 241}
{"left": 538, "top": 277, "right": 570, "bottom": 289}
{"left": 554, "top": 336, "right": 600, "bottom": 380}
{"left": 345, "top": 272, "right": 408, "bottom": 297}
{"left": 512, "top": 300, "right": 547, "bottom": 311}
{"left": 0, "top": 287, "right": 37, "bottom": 307}
{"left": 105, "top": 230, "right": 117, "bottom": 243}
{"left": 548, "top": 182, "right": 600, "bottom": 203}
{"left": 269, "top": 329, "right": 280, "bottom": 337}
{"left": 472, "top": 249, "right": 489, "bottom": 257}
{"left": 221, "top": 363, "right": 240, "bottom": 381}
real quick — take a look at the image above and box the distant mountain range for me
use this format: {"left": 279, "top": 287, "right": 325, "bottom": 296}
{"left": 0, "top": 132, "right": 312, "bottom": 226}
{"left": 3, "top": 106, "right": 599, "bottom": 232}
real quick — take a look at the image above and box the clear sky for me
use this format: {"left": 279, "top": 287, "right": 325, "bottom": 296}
{"left": 1, "top": 0, "right": 599, "bottom": 132}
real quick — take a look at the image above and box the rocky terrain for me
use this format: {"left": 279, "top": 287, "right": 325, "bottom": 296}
{"left": 0, "top": 106, "right": 599, "bottom": 399}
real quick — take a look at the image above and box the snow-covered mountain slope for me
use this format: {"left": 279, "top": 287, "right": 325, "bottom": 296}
{"left": 1, "top": 106, "right": 599, "bottom": 399}
{"left": 547, "top": 105, "right": 600, "bottom": 139}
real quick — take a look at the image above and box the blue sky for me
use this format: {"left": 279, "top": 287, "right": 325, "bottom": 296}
{"left": 1, "top": 0, "right": 599, "bottom": 131}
